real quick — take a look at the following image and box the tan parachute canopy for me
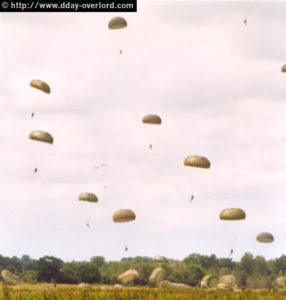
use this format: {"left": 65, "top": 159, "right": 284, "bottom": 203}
{"left": 153, "top": 255, "right": 167, "bottom": 262}
{"left": 149, "top": 267, "right": 165, "bottom": 287}
{"left": 201, "top": 275, "right": 218, "bottom": 288}
{"left": 113, "top": 209, "right": 136, "bottom": 222}
{"left": 281, "top": 65, "right": 286, "bottom": 72}
{"left": 184, "top": 155, "right": 211, "bottom": 169}
{"left": 142, "top": 114, "right": 162, "bottom": 125}
{"left": 1, "top": 270, "right": 21, "bottom": 286}
{"left": 219, "top": 208, "right": 246, "bottom": 220}
{"left": 117, "top": 269, "right": 139, "bottom": 283}
{"left": 273, "top": 277, "right": 286, "bottom": 292}
{"left": 29, "top": 130, "right": 54, "bottom": 144}
{"left": 256, "top": 232, "right": 274, "bottom": 243}
{"left": 79, "top": 193, "right": 98, "bottom": 203}
{"left": 108, "top": 17, "right": 127, "bottom": 29}
{"left": 217, "top": 275, "right": 239, "bottom": 291}
{"left": 77, "top": 283, "right": 92, "bottom": 290}
{"left": 30, "top": 80, "right": 51, "bottom": 94}
{"left": 159, "top": 280, "right": 192, "bottom": 290}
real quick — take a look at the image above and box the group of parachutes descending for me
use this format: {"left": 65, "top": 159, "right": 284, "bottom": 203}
{"left": 28, "top": 16, "right": 286, "bottom": 288}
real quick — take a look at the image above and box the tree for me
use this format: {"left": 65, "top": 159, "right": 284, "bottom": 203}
{"left": 37, "top": 256, "right": 64, "bottom": 283}
{"left": 90, "top": 256, "right": 105, "bottom": 268}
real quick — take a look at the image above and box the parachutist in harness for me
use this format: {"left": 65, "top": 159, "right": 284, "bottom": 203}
{"left": 34, "top": 167, "right": 38, "bottom": 173}
{"left": 244, "top": 18, "right": 247, "bottom": 26}
{"left": 86, "top": 223, "right": 90, "bottom": 228}
{"left": 229, "top": 248, "right": 234, "bottom": 256}
{"left": 31, "top": 112, "right": 34, "bottom": 118}
{"left": 190, "top": 194, "right": 194, "bottom": 202}
{"left": 125, "top": 246, "right": 128, "bottom": 252}
{"left": 120, "top": 49, "right": 123, "bottom": 55}
{"left": 149, "top": 144, "right": 152, "bottom": 150}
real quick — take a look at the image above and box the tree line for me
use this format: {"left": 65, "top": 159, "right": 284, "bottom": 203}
{"left": 0, "top": 253, "right": 285, "bottom": 288}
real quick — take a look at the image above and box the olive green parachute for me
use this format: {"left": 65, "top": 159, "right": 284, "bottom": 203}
{"left": 217, "top": 275, "right": 239, "bottom": 291}
{"left": 256, "top": 232, "right": 274, "bottom": 243}
{"left": 273, "top": 277, "right": 286, "bottom": 292}
{"left": 149, "top": 267, "right": 165, "bottom": 287}
{"left": 184, "top": 155, "right": 211, "bottom": 169}
{"left": 142, "top": 114, "right": 162, "bottom": 125}
{"left": 108, "top": 17, "right": 127, "bottom": 30}
{"left": 153, "top": 255, "right": 167, "bottom": 262}
{"left": 219, "top": 208, "right": 246, "bottom": 220}
{"left": 281, "top": 65, "right": 286, "bottom": 73}
{"left": 159, "top": 280, "right": 192, "bottom": 290}
{"left": 1, "top": 270, "right": 22, "bottom": 286}
{"left": 117, "top": 269, "right": 139, "bottom": 284}
{"left": 113, "top": 209, "right": 136, "bottom": 223}
{"left": 201, "top": 275, "right": 218, "bottom": 288}
{"left": 29, "top": 130, "right": 54, "bottom": 144}
{"left": 30, "top": 79, "right": 51, "bottom": 94}
{"left": 79, "top": 193, "right": 98, "bottom": 203}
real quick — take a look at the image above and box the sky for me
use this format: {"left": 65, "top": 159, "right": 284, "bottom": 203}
{"left": 0, "top": 1, "right": 286, "bottom": 263}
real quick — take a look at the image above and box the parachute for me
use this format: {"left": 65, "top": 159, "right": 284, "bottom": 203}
{"left": 219, "top": 208, "right": 246, "bottom": 220}
{"left": 142, "top": 114, "right": 162, "bottom": 125}
{"left": 184, "top": 156, "right": 211, "bottom": 169}
{"left": 79, "top": 193, "right": 98, "bottom": 203}
{"left": 30, "top": 79, "right": 51, "bottom": 94}
{"left": 256, "top": 232, "right": 274, "bottom": 243}
{"left": 113, "top": 209, "right": 136, "bottom": 222}
{"left": 201, "top": 275, "right": 218, "bottom": 288}
{"left": 217, "top": 275, "right": 239, "bottom": 291}
{"left": 1, "top": 270, "right": 21, "bottom": 286}
{"left": 108, "top": 17, "right": 127, "bottom": 30}
{"left": 149, "top": 267, "right": 165, "bottom": 287}
{"left": 117, "top": 269, "right": 139, "bottom": 283}
{"left": 281, "top": 65, "right": 286, "bottom": 73}
{"left": 29, "top": 130, "right": 54, "bottom": 144}
{"left": 159, "top": 280, "right": 192, "bottom": 290}
{"left": 153, "top": 255, "right": 167, "bottom": 262}
{"left": 273, "top": 277, "right": 286, "bottom": 292}
{"left": 77, "top": 283, "right": 92, "bottom": 290}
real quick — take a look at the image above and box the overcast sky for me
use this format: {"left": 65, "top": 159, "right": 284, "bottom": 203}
{"left": 0, "top": 1, "right": 286, "bottom": 263}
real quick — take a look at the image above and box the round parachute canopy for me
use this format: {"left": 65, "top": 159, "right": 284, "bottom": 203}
{"left": 153, "top": 255, "right": 168, "bottom": 262}
{"left": 113, "top": 209, "right": 136, "bottom": 223}
{"left": 273, "top": 277, "right": 286, "bottom": 292}
{"left": 108, "top": 17, "right": 127, "bottom": 30}
{"left": 159, "top": 280, "right": 191, "bottom": 290}
{"left": 256, "top": 232, "right": 274, "bottom": 243}
{"left": 281, "top": 65, "right": 286, "bottom": 72}
{"left": 1, "top": 270, "right": 21, "bottom": 286}
{"left": 217, "top": 275, "right": 239, "bottom": 291}
{"left": 184, "top": 155, "right": 211, "bottom": 169}
{"left": 117, "top": 269, "right": 139, "bottom": 284}
{"left": 30, "top": 79, "right": 51, "bottom": 94}
{"left": 142, "top": 114, "right": 162, "bottom": 125}
{"left": 149, "top": 267, "right": 165, "bottom": 287}
{"left": 79, "top": 193, "right": 98, "bottom": 203}
{"left": 29, "top": 130, "right": 54, "bottom": 144}
{"left": 201, "top": 275, "right": 218, "bottom": 288}
{"left": 220, "top": 208, "right": 246, "bottom": 220}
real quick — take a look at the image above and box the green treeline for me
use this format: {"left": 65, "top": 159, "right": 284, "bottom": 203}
{"left": 0, "top": 253, "right": 285, "bottom": 288}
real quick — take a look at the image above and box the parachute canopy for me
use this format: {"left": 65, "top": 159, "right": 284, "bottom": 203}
{"left": 142, "top": 114, "right": 162, "bottom": 125}
{"left": 108, "top": 17, "right": 127, "bottom": 29}
{"left": 201, "top": 275, "right": 218, "bottom": 288}
{"left": 30, "top": 79, "right": 51, "bottom": 94}
{"left": 184, "top": 155, "right": 210, "bottom": 169}
{"left": 217, "top": 275, "right": 239, "bottom": 291}
{"left": 159, "top": 280, "right": 192, "bottom": 290}
{"left": 1, "top": 270, "right": 21, "bottom": 286}
{"left": 29, "top": 130, "right": 54, "bottom": 144}
{"left": 113, "top": 209, "right": 136, "bottom": 223}
{"left": 149, "top": 267, "right": 165, "bottom": 287}
{"left": 256, "top": 232, "right": 274, "bottom": 243}
{"left": 273, "top": 277, "right": 286, "bottom": 292}
{"left": 281, "top": 65, "right": 286, "bottom": 72}
{"left": 117, "top": 269, "right": 139, "bottom": 283}
{"left": 79, "top": 193, "right": 98, "bottom": 203}
{"left": 219, "top": 208, "right": 246, "bottom": 220}
{"left": 153, "top": 255, "right": 167, "bottom": 262}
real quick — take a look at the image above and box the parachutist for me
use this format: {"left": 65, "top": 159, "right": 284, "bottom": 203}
{"left": 230, "top": 249, "right": 234, "bottom": 256}
{"left": 244, "top": 18, "right": 247, "bottom": 26}
{"left": 34, "top": 167, "right": 38, "bottom": 173}
{"left": 125, "top": 246, "right": 128, "bottom": 252}
{"left": 120, "top": 49, "right": 123, "bottom": 55}
{"left": 190, "top": 194, "right": 194, "bottom": 202}
{"left": 149, "top": 144, "right": 152, "bottom": 150}
{"left": 86, "top": 223, "right": 90, "bottom": 228}
{"left": 31, "top": 112, "right": 34, "bottom": 118}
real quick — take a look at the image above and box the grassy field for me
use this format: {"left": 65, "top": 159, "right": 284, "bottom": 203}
{"left": 1, "top": 284, "right": 286, "bottom": 300}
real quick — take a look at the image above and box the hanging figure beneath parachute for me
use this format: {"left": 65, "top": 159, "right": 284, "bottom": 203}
{"left": 244, "top": 18, "right": 247, "bottom": 26}
{"left": 149, "top": 144, "right": 152, "bottom": 150}
{"left": 34, "top": 167, "right": 38, "bottom": 174}
{"left": 229, "top": 248, "right": 234, "bottom": 256}
{"left": 125, "top": 245, "right": 128, "bottom": 252}
{"left": 31, "top": 112, "right": 34, "bottom": 118}
{"left": 86, "top": 223, "right": 90, "bottom": 228}
{"left": 190, "top": 194, "right": 194, "bottom": 202}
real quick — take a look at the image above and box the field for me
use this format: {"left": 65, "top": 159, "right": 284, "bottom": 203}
{"left": 1, "top": 284, "right": 286, "bottom": 300}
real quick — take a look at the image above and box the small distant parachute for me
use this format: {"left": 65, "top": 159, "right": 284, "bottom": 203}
{"left": 201, "top": 275, "right": 218, "bottom": 288}
{"left": 220, "top": 208, "right": 246, "bottom": 220}
{"left": 113, "top": 209, "right": 136, "bottom": 223}
{"left": 184, "top": 155, "right": 210, "bottom": 169}
{"left": 79, "top": 193, "right": 98, "bottom": 203}
{"left": 142, "top": 114, "right": 162, "bottom": 125}
{"left": 30, "top": 79, "right": 51, "bottom": 94}
{"left": 108, "top": 17, "right": 127, "bottom": 30}
{"left": 256, "top": 232, "right": 274, "bottom": 243}
{"left": 153, "top": 255, "right": 167, "bottom": 262}
{"left": 29, "top": 130, "right": 54, "bottom": 144}
{"left": 117, "top": 269, "right": 139, "bottom": 283}
{"left": 149, "top": 267, "right": 165, "bottom": 287}
{"left": 281, "top": 65, "right": 286, "bottom": 72}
